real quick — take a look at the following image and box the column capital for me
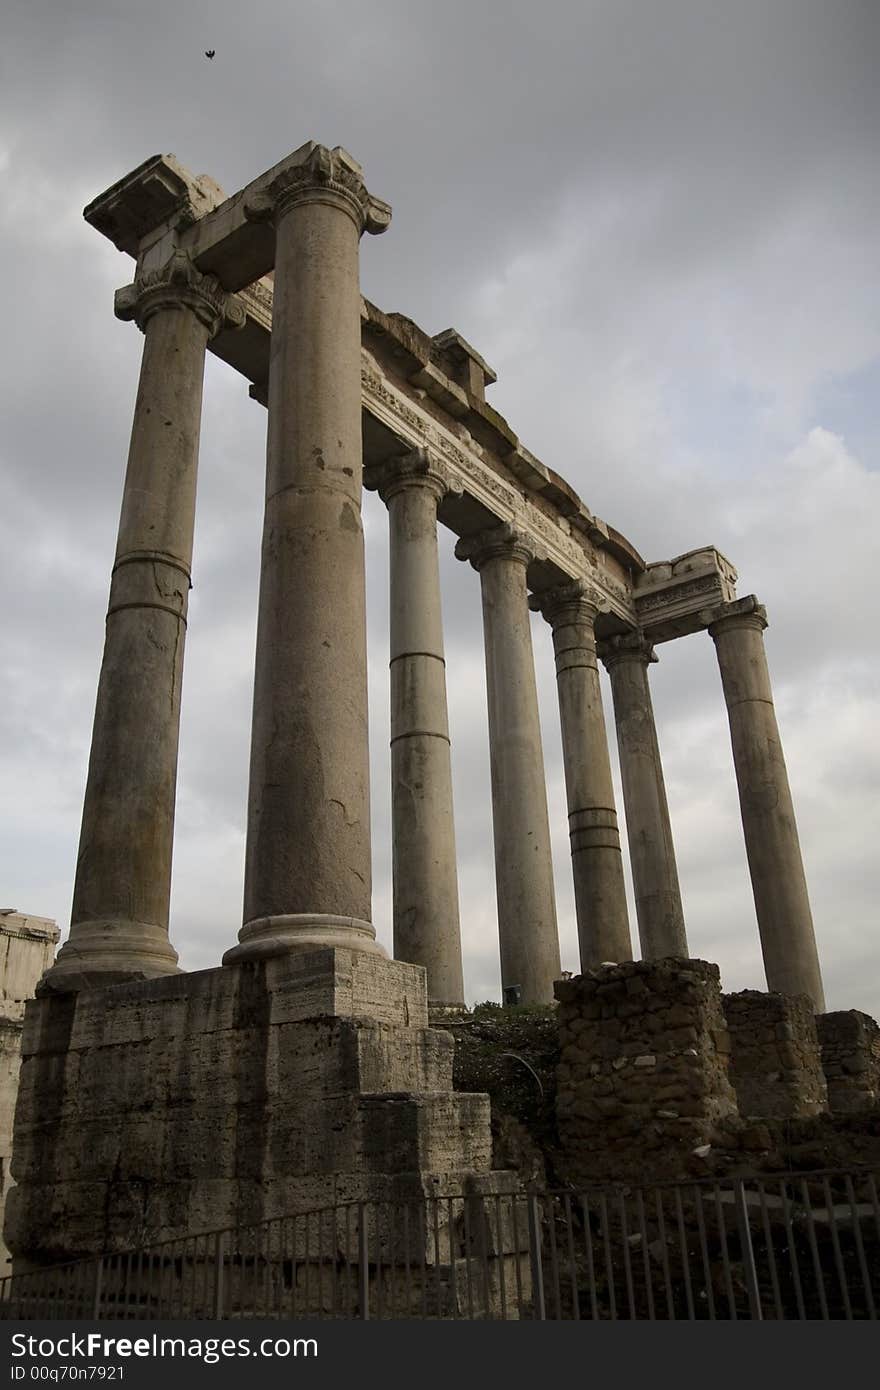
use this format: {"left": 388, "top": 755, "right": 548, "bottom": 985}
{"left": 244, "top": 143, "right": 392, "bottom": 237}
{"left": 702, "top": 594, "right": 768, "bottom": 640}
{"left": 597, "top": 630, "right": 658, "bottom": 671}
{"left": 454, "top": 520, "right": 533, "bottom": 571}
{"left": 114, "top": 249, "right": 246, "bottom": 338}
{"left": 363, "top": 448, "right": 460, "bottom": 505}
{"left": 529, "top": 578, "right": 604, "bottom": 627}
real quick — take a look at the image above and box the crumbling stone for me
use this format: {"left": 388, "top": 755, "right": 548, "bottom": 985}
{"left": 554, "top": 959, "right": 737, "bottom": 1184}
{"left": 722, "top": 990, "right": 827, "bottom": 1119}
{"left": 817, "top": 1011, "right": 880, "bottom": 1114}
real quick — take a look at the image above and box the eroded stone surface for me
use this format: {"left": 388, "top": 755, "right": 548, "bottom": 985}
{"left": 554, "top": 960, "right": 737, "bottom": 1184}
{"left": 723, "top": 990, "right": 827, "bottom": 1119}
{"left": 7, "top": 950, "right": 496, "bottom": 1266}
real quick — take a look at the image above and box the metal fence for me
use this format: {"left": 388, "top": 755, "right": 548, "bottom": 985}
{"left": 2, "top": 1169, "right": 878, "bottom": 1320}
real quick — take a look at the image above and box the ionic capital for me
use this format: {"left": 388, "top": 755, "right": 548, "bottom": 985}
{"left": 702, "top": 594, "right": 768, "bottom": 641}
{"left": 597, "top": 630, "right": 658, "bottom": 671}
{"left": 114, "top": 250, "right": 246, "bottom": 338}
{"left": 363, "top": 448, "right": 460, "bottom": 505}
{"left": 244, "top": 144, "right": 392, "bottom": 237}
{"left": 529, "top": 578, "right": 604, "bottom": 629}
{"left": 454, "top": 521, "right": 533, "bottom": 571}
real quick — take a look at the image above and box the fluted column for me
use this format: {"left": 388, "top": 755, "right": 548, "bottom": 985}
{"left": 599, "top": 632, "right": 688, "bottom": 959}
{"left": 532, "top": 582, "right": 632, "bottom": 970}
{"left": 707, "top": 596, "right": 825, "bottom": 1010}
{"left": 44, "top": 252, "right": 244, "bottom": 990}
{"left": 225, "top": 145, "right": 391, "bottom": 965}
{"left": 365, "top": 450, "right": 464, "bottom": 1004}
{"left": 456, "top": 523, "right": 560, "bottom": 1004}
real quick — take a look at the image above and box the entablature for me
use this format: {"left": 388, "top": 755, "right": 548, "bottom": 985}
{"left": 85, "top": 150, "right": 738, "bottom": 643}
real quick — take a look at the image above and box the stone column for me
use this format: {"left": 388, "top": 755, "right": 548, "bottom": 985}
{"left": 456, "top": 523, "right": 560, "bottom": 1004}
{"left": 707, "top": 596, "right": 825, "bottom": 1010}
{"left": 44, "top": 252, "right": 243, "bottom": 990}
{"left": 599, "top": 632, "right": 688, "bottom": 959}
{"left": 365, "top": 450, "right": 465, "bottom": 1005}
{"left": 225, "top": 146, "right": 391, "bottom": 965}
{"left": 532, "top": 583, "right": 631, "bottom": 971}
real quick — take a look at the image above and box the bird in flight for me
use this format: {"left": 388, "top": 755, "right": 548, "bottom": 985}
{"left": 205, "top": 49, "right": 216, "bottom": 60}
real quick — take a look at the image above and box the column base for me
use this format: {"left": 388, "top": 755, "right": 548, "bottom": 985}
{"left": 38, "top": 919, "right": 180, "bottom": 994}
{"left": 223, "top": 913, "right": 387, "bottom": 965}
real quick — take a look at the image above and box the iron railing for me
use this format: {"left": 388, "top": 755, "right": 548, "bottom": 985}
{"left": 2, "top": 1169, "right": 878, "bottom": 1320}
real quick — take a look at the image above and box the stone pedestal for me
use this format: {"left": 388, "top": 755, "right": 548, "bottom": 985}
{"left": 230, "top": 147, "right": 391, "bottom": 964}
{"left": 366, "top": 451, "right": 464, "bottom": 1005}
{"left": 7, "top": 950, "right": 498, "bottom": 1267}
{"left": 533, "top": 583, "right": 631, "bottom": 970}
{"left": 600, "top": 633, "right": 687, "bottom": 959}
{"left": 456, "top": 525, "right": 560, "bottom": 1005}
{"left": 723, "top": 991, "right": 828, "bottom": 1119}
{"left": 45, "top": 254, "right": 242, "bottom": 991}
{"left": 707, "top": 597, "right": 825, "bottom": 1011}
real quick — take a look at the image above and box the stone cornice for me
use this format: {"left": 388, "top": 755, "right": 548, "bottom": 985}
{"left": 363, "top": 448, "right": 460, "bottom": 504}
{"left": 244, "top": 144, "right": 392, "bottom": 237}
{"left": 114, "top": 250, "right": 246, "bottom": 337}
{"left": 454, "top": 521, "right": 533, "bottom": 571}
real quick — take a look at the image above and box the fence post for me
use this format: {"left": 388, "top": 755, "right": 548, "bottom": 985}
{"left": 527, "top": 1194, "right": 546, "bottom": 1321}
{"left": 91, "top": 1256, "right": 103, "bottom": 1320}
{"left": 358, "top": 1203, "right": 370, "bottom": 1320}
{"left": 213, "top": 1231, "right": 226, "bottom": 1320}
{"left": 733, "top": 1180, "right": 763, "bottom": 1321}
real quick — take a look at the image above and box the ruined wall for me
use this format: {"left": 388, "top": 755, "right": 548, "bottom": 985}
{"left": 7, "top": 949, "right": 495, "bottom": 1268}
{"left": 554, "top": 960, "right": 737, "bottom": 1184}
{"left": 818, "top": 1011, "right": 880, "bottom": 1115}
{"left": 0, "top": 913, "right": 58, "bottom": 1273}
{"left": 723, "top": 991, "right": 827, "bottom": 1119}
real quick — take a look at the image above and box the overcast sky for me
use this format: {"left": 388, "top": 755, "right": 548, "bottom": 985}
{"left": 1, "top": 1, "right": 877, "bottom": 1015}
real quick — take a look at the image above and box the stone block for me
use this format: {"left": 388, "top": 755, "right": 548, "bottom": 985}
{"left": 7, "top": 951, "right": 494, "bottom": 1267}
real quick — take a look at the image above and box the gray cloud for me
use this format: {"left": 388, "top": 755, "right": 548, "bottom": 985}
{"left": 1, "top": 0, "right": 877, "bottom": 1016}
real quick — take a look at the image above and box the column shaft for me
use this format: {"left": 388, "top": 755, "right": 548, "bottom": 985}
{"left": 601, "top": 636, "right": 688, "bottom": 958}
{"left": 47, "top": 253, "right": 239, "bottom": 988}
{"left": 536, "top": 585, "right": 632, "bottom": 970}
{"left": 709, "top": 598, "right": 825, "bottom": 1009}
{"left": 380, "top": 458, "right": 464, "bottom": 1004}
{"left": 458, "top": 527, "right": 560, "bottom": 1004}
{"left": 229, "top": 148, "right": 391, "bottom": 963}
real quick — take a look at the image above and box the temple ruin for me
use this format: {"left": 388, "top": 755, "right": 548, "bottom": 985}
{"left": 5, "top": 143, "right": 841, "bottom": 1283}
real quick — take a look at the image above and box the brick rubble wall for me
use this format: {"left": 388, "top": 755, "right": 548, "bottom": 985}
{"left": 817, "top": 1011, "right": 880, "bottom": 1115}
{"left": 722, "top": 991, "right": 827, "bottom": 1119}
{"left": 555, "top": 960, "right": 737, "bottom": 1185}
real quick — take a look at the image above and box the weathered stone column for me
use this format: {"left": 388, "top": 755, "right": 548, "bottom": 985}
{"left": 44, "top": 252, "right": 243, "bottom": 990}
{"left": 456, "top": 523, "right": 560, "bottom": 1004}
{"left": 706, "top": 596, "right": 825, "bottom": 1010}
{"left": 599, "top": 632, "right": 688, "bottom": 959}
{"left": 225, "top": 146, "right": 391, "bottom": 964}
{"left": 532, "top": 583, "right": 631, "bottom": 971}
{"left": 365, "top": 450, "right": 465, "bottom": 1005}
